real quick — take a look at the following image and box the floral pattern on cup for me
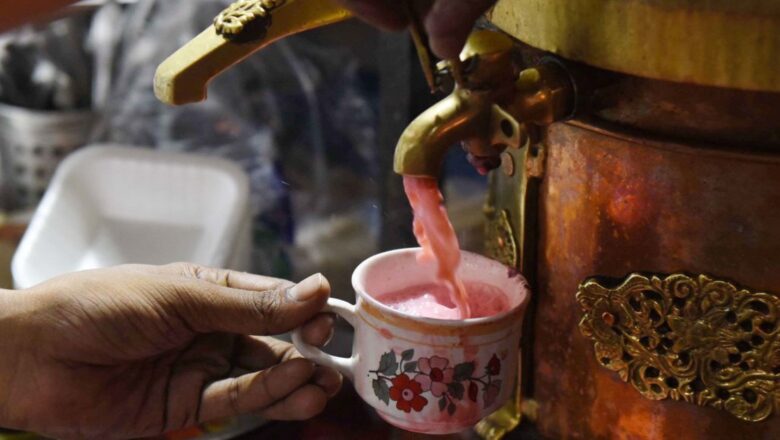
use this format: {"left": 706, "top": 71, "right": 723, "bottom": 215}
{"left": 369, "top": 350, "right": 502, "bottom": 415}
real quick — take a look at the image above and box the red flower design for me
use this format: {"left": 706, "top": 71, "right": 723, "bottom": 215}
{"left": 468, "top": 382, "right": 478, "bottom": 402}
{"left": 414, "top": 356, "right": 454, "bottom": 397}
{"left": 389, "top": 374, "right": 428, "bottom": 413}
{"left": 486, "top": 354, "right": 501, "bottom": 376}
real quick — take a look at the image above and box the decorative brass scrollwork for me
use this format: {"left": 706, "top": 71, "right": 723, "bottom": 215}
{"left": 577, "top": 273, "right": 780, "bottom": 422}
{"left": 214, "top": 0, "right": 285, "bottom": 40}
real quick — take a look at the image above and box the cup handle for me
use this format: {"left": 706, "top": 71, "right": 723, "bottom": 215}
{"left": 292, "top": 298, "right": 358, "bottom": 382}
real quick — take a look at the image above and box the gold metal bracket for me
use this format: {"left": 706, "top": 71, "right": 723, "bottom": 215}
{"left": 478, "top": 134, "right": 545, "bottom": 439}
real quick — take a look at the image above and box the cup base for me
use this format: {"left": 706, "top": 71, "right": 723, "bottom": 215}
{"left": 376, "top": 410, "right": 478, "bottom": 435}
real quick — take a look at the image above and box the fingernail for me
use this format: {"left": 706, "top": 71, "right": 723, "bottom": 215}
{"left": 288, "top": 273, "right": 323, "bottom": 302}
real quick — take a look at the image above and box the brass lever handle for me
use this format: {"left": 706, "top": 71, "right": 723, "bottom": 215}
{"left": 404, "top": 0, "right": 467, "bottom": 94}
{"left": 404, "top": 0, "right": 440, "bottom": 94}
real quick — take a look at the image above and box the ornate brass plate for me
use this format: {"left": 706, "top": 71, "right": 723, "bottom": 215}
{"left": 577, "top": 273, "right": 780, "bottom": 422}
{"left": 214, "top": 0, "right": 285, "bottom": 40}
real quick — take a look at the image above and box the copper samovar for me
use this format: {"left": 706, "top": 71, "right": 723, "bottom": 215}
{"left": 154, "top": 1, "right": 780, "bottom": 438}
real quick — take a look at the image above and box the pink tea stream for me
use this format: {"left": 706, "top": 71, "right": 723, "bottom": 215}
{"left": 402, "top": 176, "right": 471, "bottom": 319}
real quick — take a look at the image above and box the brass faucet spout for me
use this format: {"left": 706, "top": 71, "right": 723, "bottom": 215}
{"left": 154, "top": 0, "right": 352, "bottom": 105}
{"left": 393, "top": 89, "right": 493, "bottom": 177}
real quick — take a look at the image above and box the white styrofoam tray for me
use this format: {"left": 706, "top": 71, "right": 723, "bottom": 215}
{"left": 12, "top": 145, "right": 251, "bottom": 289}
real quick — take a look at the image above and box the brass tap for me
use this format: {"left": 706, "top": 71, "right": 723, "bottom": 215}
{"left": 153, "top": 1, "right": 574, "bottom": 178}
{"left": 154, "top": 0, "right": 352, "bottom": 105}
{"left": 393, "top": 30, "right": 575, "bottom": 177}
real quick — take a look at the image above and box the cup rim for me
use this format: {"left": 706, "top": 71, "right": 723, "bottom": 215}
{"left": 351, "top": 247, "right": 530, "bottom": 327}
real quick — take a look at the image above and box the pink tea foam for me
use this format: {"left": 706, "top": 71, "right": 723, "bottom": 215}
{"left": 377, "top": 281, "right": 509, "bottom": 320}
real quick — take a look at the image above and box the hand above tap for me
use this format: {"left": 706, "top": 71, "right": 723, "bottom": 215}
{"left": 0, "top": 0, "right": 76, "bottom": 32}
{"left": 5, "top": 0, "right": 497, "bottom": 59}
{"left": 335, "top": 0, "right": 498, "bottom": 58}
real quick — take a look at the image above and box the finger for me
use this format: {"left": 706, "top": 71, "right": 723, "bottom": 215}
{"left": 163, "top": 262, "right": 287, "bottom": 292}
{"left": 198, "top": 358, "right": 315, "bottom": 422}
{"left": 300, "top": 313, "right": 336, "bottom": 348}
{"left": 234, "top": 336, "right": 298, "bottom": 371}
{"left": 313, "top": 365, "right": 343, "bottom": 398}
{"left": 164, "top": 334, "right": 235, "bottom": 429}
{"left": 226, "top": 364, "right": 342, "bottom": 397}
{"left": 226, "top": 368, "right": 340, "bottom": 401}
{"left": 169, "top": 273, "right": 331, "bottom": 336}
{"left": 335, "top": 0, "right": 408, "bottom": 30}
{"left": 233, "top": 336, "right": 342, "bottom": 397}
{"left": 258, "top": 384, "right": 329, "bottom": 421}
{"left": 425, "top": 0, "right": 497, "bottom": 58}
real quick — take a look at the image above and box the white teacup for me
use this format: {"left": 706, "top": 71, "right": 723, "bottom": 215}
{"left": 292, "top": 248, "right": 530, "bottom": 434}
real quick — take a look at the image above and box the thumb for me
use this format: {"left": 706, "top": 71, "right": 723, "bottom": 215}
{"left": 166, "top": 270, "right": 330, "bottom": 336}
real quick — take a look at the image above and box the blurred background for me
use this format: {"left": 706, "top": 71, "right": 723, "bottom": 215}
{"left": 0, "top": 3, "right": 489, "bottom": 438}
{"left": 0, "top": 0, "right": 500, "bottom": 440}
{"left": 0, "top": 0, "right": 488, "bottom": 292}
{"left": 0, "top": 1, "right": 495, "bottom": 438}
